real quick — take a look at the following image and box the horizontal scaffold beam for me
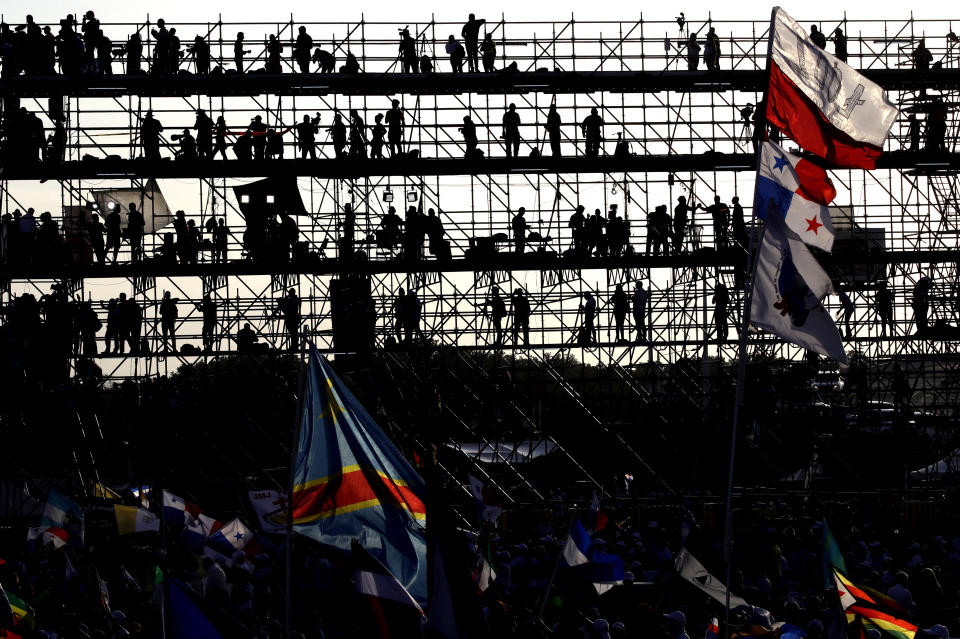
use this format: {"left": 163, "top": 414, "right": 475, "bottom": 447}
{"left": 2, "top": 249, "right": 955, "bottom": 281}
{"left": 1, "top": 69, "right": 958, "bottom": 99}
{"left": 2, "top": 151, "right": 957, "bottom": 181}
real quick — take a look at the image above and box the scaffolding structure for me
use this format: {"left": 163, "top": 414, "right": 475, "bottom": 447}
{"left": 3, "top": 14, "right": 960, "bottom": 495}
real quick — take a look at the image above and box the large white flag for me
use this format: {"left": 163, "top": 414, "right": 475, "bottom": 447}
{"left": 750, "top": 215, "right": 847, "bottom": 364}
{"left": 767, "top": 7, "right": 898, "bottom": 168}
{"left": 675, "top": 548, "right": 749, "bottom": 609}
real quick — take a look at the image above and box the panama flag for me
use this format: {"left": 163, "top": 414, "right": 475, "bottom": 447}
{"left": 162, "top": 490, "right": 202, "bottom": 525}
{"left": 755, "top": 141, "right": 837, "bottom": 252}
{"left": 41, "top": 489, "right": 84, "bottom": 548}
{"left": 291, "top": 345, "right": 427, "bottom": 602}
{"left": 766, "top": 7, "right": 898, "bottom": 169}
{"left": 751, "top": 214, "right": 847, "bottom": 364}
{"left": 562, "top": 519, "right": 624, "bottom": 595}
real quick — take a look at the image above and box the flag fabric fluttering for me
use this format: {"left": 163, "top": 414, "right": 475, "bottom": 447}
{"left": 562, "top": 519, "right": 624, "bottom": 595}
{"left": 113, "top": 505, "right": 161, "bottom": 535}
{"left": 755, "top": 140, "right": 837, "bottom": 252}
{"left": 750, "top": 213, "right": 847, "bottom": 364}
{"left": 705, "top": 616, "right": 720, "bottom": 639}
{"left": 203, "top": 518, "right": 260, "bottom": 569}
{"left": 352, "top": 540, "right": 425, "bottom": 639}
{"left": 765, "top": 7, "right": 898, "bottom": 169}
{"left": 163, "top": 490, "right": 223, "bottom": 546}
{"left": 675, "top": 548, "right": 749, "bottom": 609}
{"left": 466, "top": 474, "right": 502, "bottom": 525}
{"left": 26, "top": 525, "right": 69, "bottom": 549}
{"left": 585, "top": 490, "right": 609, "bottom": 533}
{"left": 291, "top": 345, "right": 428, "bottom": 602}
{"left": 822, "top": 520, "right": 847, "bottom": 589}
{"left": 41, "top": 489, "right": 84, "bottom": 548}
{"left": 165, "top": 578, "right": 225, "bottom": 639}
{"left": 833, "top": 569, "right": 917, "bottom": 639}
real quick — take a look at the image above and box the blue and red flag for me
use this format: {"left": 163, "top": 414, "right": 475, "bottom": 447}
{"left": 291, "top": 345, "right": 427, "bottom": 602}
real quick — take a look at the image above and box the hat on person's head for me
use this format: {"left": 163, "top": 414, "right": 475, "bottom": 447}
{"left": 664, "top": 611, "right": 686, "bottom": 626}
{"left": 923, "top": 625, "right": 952, "bottom": 639}
{"left": 593, "top": 619, "right": 612, "bottom": 639}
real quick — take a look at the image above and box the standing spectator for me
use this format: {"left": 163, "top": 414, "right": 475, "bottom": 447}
{"left": 502, "top": 103, "right": 521, "bottom": 158}
{"left": 87, "top": 214, "right": 106, "bottom": 264}
{"left": 707, "top": 195, "right": 730, "bottom": 250}
{"left": 127, "top": 203, "right": 145, "bottom": 262}
{"left": 482, "top": 285, "right": 507, "bottom": 346}
{"left": 837, "top": 290, "right": 855, "bottom": 339}
{"left": 704, "top": 27, "right": 721, "bottom": 71}
{"left": 398, "top": 28, "right": 417, "bottom": 74}
{"left": 196, "top": 293, "right": 217, "bottom": 351}
{"left": 392, "top": 288, "right": 407, "bottom": 344}
{"left": 293, "top": 26, "right": 313, "bottom": 74}
{"left": 875, "top": 281, "right": 895, "bottom": 336}
{"left": 370, "top": 114, "right": 386, "bottom": 159}
{"left": 265, "top": 34, "right": 282, "bottom": 73}
{"left": 546, "top": 103, "right": 562, "bottom": 157}
{"left": 460, "top": 116, "right": 478, "bottom": 158}
{"left": 833, "top": 28, "right": 848, "bottom": 62}
{"left": 581, "top": 108, "right": 604, "bottom": 158}
{"left": 461, "top": 14, "right": 486, "bottom": 73}
{"left": 731, "top": 196, "right": 747, "bottom": 250}
{"left": 385, "top": 100, "right": 405, "bottom": 157}
{"left": 612, "top": 284, "right": 629, "bottom": 344}
{"left": 213, "top": 218, "right": 228, "bottom": 263}
{"left": 687, "top": 33, "right": 701, "bottom": 70}
{"left": 633, "top": 282, "right": 649, "bottom": 343}
{"left": 713, "top": 283, "right": 730, "bottom": 342}
{"left": 123, "top": 32, "right": 143, "bottom": 74}
{"left": 194, "top": 109, "right": 214, "bottom": 160}
{"left": 328, "top": 112, "right": 346, "bottom": 158}
{"left": 405, "top": 288, "right": 425, "bottom": 344}
{"left": 296, "top": 113, "right": 321, "bottom": 160}
{"left": 234, "top": 32, "right": 250, "bottom": 72}
{"left": 480, "top": 33, "right": 497, "bottom": 72}
{"left": 912, "top": 276, "right": 933, "bottom": 334}
{"left": 140, "top": 110, "right": 163, "bottom": 161}
{"left": 105, "top": 204, "right": 122, "bottom": 262}
{"left": 189, "top": 35, "right": 210, "bottom": 74}
{"left": 214, "top": 115, "right": 229, "bottom": 160}
{"left": 810, "top": 25, "right": 827, "bottom": 49}
{"left": 673, "top": 195, "right": 699, "bottom": 253}
{"left": 274, "top": 288, "right": 301, "bottom": 352}
{"left": 907, "top": 114, "right": 921, "bottom": 152}
{"left": 580, "top": 292, "right": 597, "bottom": 345}
{"left": 913, "top": 38, "right": 933, "bottom": 71}
{"left": 159, "top": 291, "right": 178, "bottom": 353}
{"left": 446, "top": 35, "right": 465, "bottom": 73}
{"left": 512, "top": 208, "right": 530, "bottom": 254}
{"left": 348, "top": 110, "right": 368, "bottom": 159}
{"left": 511, "top": 288, "right": 531, "bottom": 347}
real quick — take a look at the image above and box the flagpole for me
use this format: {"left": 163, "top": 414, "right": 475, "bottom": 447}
{"left": 722, "top": 9, "right": 777, "bottom": 639}
{"left": 286, "top": 327, "right": 307, "bottom": 639}
{"left": 536, "top": 508, "right": 577, "bottom": 622}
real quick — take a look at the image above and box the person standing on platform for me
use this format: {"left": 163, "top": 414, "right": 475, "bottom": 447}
{"left": 188, "top": 34, "right": 210, "bottom": 74}
{"left": 511, "top": 288, "right": 531, "bottom": 347}
{"left": 105, "top": 204, "right": 122, "bottom": 262}
{"left": 293, "top": 26, "right": 313, "bottom": 74}
{"left": 140, "top": 110, "right": 163, "bottom": 161}
{"left": 398, "top": 28, "right": 418, "bottom": 73}
{"left": 546, "top": 102, "right": 562, "bottom": 157}
{"left": 810, "top": 25, "right": 827, "bottom": 49}
{"left": 512, "top": 207, "right": 530, "bottom": 254}
{"left": 123, "top": 32, "right": 143, "bottom": 74}
{"left": 502, "top": 103, "right": 521, "bottom": 158}
{"left": 707, "top": 195, "right": 730, "bottom": 250}
{"left": 405, "top": 288, "right": 425, "bottom": 344}
{"left": 370, "top": 114, "right": 386, "bottom": 159}
{"left": 460, "top": 116, "right": 478, "bottom": 158}
{"left": 731, "top": 196, "right": 747, "bottom": 251}
{"left": 214, "top": 115, "right": 229, "bottom": 160}
{"left": 581, "top": 108, "right": 604, "bottom": 157}
{"left": 612, "top": 284, "right": 629, "bottom": 344}
{"left": 482, "top": 285, "right": 507, "bottom": 346}
{"left": 832, "top": 28, "right": 848, "bottom": 62}
{"left": 196, "top": 293, "right": 217, "bottom": 351}
{"left": 159, "top": 291, "right": 178, "bottom": 353}
{"left": 686, "top": 33, "right": 700, "bottom": 70}
{"left": 349, "top": 109, "right": 368, "bottom": 159}
{"left": 385, "top": 100, "right": 405, "bottom": 157}
{"left": 296, "top": 113, "right": 320, "bottom": 160}
{"left": 446, "top": 35, "right": 465, "bottom": 73}
{"left": 672, "top": 195, "right": 699, "bottom": 254}
{"left": 328, "top": 112, "right": 347, "bottom": 158}
{"left": 461, "top": 14, "right": 486, "bottom": 73}
{"left": 912, "top": 276, "right": 933, "bottom": 334}
{"left": 580, "top": 292, "right": 597, "bottom": 345}
{"left": 875, "top": 281, "right": 895, "bottom": 336}
{"left": 213, "top": 218, "right": 228, "bottom": 263}
{"left": 480, "top": 33, "right": 497, "bottom": 72}
{"left": 274, "top": 288, "right": 301, "bottom": 352}
{"left": 234, "top": 32, "right": 250, "bottom": 72}
{"left": 633, "top": 281, "right": 648, "bottom": 343}
{"left": 712, "top": 282, "right": 730, "bottom": 342}
{"left": 392, "top": 287, "right": 407, "bottom": 344}
{"left": 704, "top": 26, "right": 721, "bottom": 71}
{"left": 837, "top": 290, "right": 855, "bottom": 339}
{"left": 194, "top": 109, "right": 213, "bottom": 160}
{"left": 127, "top": 203, "right": 145, "bottom": 262}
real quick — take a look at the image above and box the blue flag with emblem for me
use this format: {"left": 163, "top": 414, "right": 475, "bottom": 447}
{"left": 290, "top": 344, "right": 427, "bottom": 602}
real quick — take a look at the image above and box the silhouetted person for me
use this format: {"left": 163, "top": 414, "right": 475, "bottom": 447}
{"left": 105, "top": 205, "right": 122, "bottom": 261}
{"left": 81, "top": 11, "right": 100, "bottom": 68}
{"left": 633, "top": 282, "right": 648, "bottom": 343}
{"left": 265, "top": 34, "right": 282, "bottom": 73}
{"left": 612, "top": 284, "right": 629, "bottom": 343}
{"left": 313, "top": 48, "right": 335, "bottom": 73}
{"left": 392, "top": 287, "right": 406, "bottom": 343}
{"left": 837, "top": 290, "right": 855, "bottom": 339}
{"left": 127, "top": 203, "right": 145, "bottom": 262}
{"left": 925, "top": 98, "right": 947, "bottom": 151}
{"left": 229, "top": 130, "right": 247, "bottom": 160}
{"left": 194, "top": 109, "right": 213, "bottom": 160}
{"left": 731, "top": 195, "right": 747, "bottom": 250}
{"left": 296, "top": 113, "right": 321, "bottom": 160}
{"left": 581, "top": 108, "right": 603, "bottom": 157}
{"left": 328, "top": 112, "right": 347, "bottom": 158}
{"left": 214, "top": 115, "right": 229, "bottom": 160}
{"left": 398, "top": 28, "right": 417, "bottom": 73}
{"left": 511, "top": 288, "right": 531, "bottom": 346}
{"left": 707, "top": 195, "right": 729, "bottom": 249}
{"left": 123, "top": 33, "right": 143, "bottom": 74}
{"left": 404, "top": 288, "right": 425, "bottom": 343}
{"left": 385, "top": 100, "right": 405, "bottom": 157}
{"left": 419, "top": 55, "right": 434, "bottom": 73}
{"left": 122, "top": 293, "right": 143, "bottom": 354}
{"left": 151, "top": 18, "right": 169, "bottom": 74}
{"left": 614, "top": 132, "right": 630, "bottom": 158}
{"left": 480, "top": 33, "right": 496, "bottom": 72}
{"left": 159, "top": 291, "right": 178, "bottom": 352}
{"left": 168, "top": 28, "right": 183, "bottom": 73}
{"left": 141, "top": 110, "right": 163, "bottom": 161}
{"left": 370, "top": 114, "right": 386, "bottom": 159}
{"left": 96, "top": 30, "right": 113, "bottom": 74}
{"left": 274, "top": 288, "right": 301, "bottom": 351}
{"left": 234, "top": 32, "right": 250, "bottom": 72}
{"left": 248, "top": 115, "right": 267, "bottom": 160}
{"left": 672, "top": 195, "right": 699, "bottom": 253}
{"left": 460, "top": 116, "right": 478, "bottom": 157}
{"left": 914, "top": 38, "right": 933, "bottom": 71}
{"left": 876, "top": 281, "right": 895, "bottom": 336}
{"left": 188, "top": 35, "right": 210, "bottom": 74}
{"left": 810, "top": 25, "right": 826, "bottom": 49}
{"left": 446, "top": 35, "right": 465, "bottom": 73}
{"left": 833, "top": 28, "right": 847, "bottom": 62}
{"left": 512, "top": 207, "right": 530, "bottom": 254}
{"left": 87, "top": 215, "right": 106, "bottom": 263}
{"left": 502, "top": 103, "right": 521, "bottom": 158}
{"left": 378, "top": 206, "right": 402, "bottom": 250}
{"left": 462, "top": 14, "right": 486, "bottom": 72}
{"left": 580, "top": 292, "right": 597, "bottom": 345}
{"left": 912, "top": 276, "right": 932, "bottom": 334}
{"left": 341, "top": 51, "right": 361, "bottom": 73}
{"left": 713, "top": 283, "right": 730, "bottom": 341}
{"left": 294, "top": 26, "right": 313, "bottom": 74}
{"left": 341, "top": 202, "right": 356, "bottom": 262}
{"left": 196, "top": 293, "right": 217, "bottom": 351}
{"left": 174, "top": 128, "right": 197, "bottom": 160}
{"left": 586, "top": 208, "right": 606, "bottom": 256}
{"left": 425, "top": 208, "right": 445, "bottom": 258}
{"left": 687, "top": 33, "right": 700, "bottom": 70}
{"left": 569, "top": 205, "right": 587, "bottom": 255}
{"left": 48, "top": 119, "right": 66, "bottom": 165}
{"left": 649, "top": 205, "right": 671, "bottom": 255}
{"left": 907, "top": 113, "right": 921, "bottom": 151}
{"left": 892, "top": 363, "right": 911, "bottom": 407}
{"left": 349, "top": 109, "right": 368, "bottom": 159}
{"left": 546, "top": 103, "right": 562, "bottom": 157}
{"left": 482, "top": 285, "right": 507, "bottom": 345}
{"left": 236, "top": 322, "right": 257, "bottom": 353}
{"left": 704, "top": 27, "right": 721, "bottom": 71}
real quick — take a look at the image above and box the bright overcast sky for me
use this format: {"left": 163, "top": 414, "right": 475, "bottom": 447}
{"left": 0, "top": 2, "right": 947, "bottom": 24}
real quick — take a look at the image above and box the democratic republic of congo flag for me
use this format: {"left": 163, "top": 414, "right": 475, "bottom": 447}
{"left": 291, "top": 345, "right": 427, "bottom": 602}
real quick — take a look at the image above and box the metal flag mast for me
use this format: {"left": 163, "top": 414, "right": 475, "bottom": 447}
{"left": 722, "top": 7, "right": 778, "bottom": 638}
